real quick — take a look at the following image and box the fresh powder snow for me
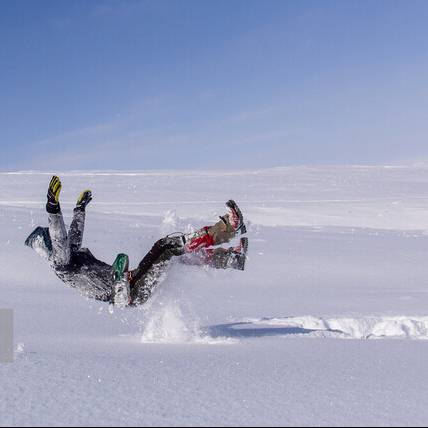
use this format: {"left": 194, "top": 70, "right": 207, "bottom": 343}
{"left": 1, "top": 166, "right": 428, "bottom": 426}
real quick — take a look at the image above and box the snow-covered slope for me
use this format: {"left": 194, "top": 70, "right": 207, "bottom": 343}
{"left": 1, "top": 166, "right": 428, "bottom": 426}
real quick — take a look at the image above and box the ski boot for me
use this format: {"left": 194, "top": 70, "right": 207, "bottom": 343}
{"left": 111, "top": 254, "right": 131, "bottom": 307}
{"left": 46, "top": 176, "right": 62, "bottom": 214}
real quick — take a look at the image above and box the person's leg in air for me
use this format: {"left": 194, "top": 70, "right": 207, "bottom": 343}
{"left": 127, "top": 236, "right": 184, "bottom": 306}
{"left": 69, "top": 190, "right": 92, "bottom": 253}
{"left": 185, "top": 200, "right": 246, "bottom": 252}
{"left": 46, "top": 176, "right": 71, "bottom": 267}
{"left": 125, "top": 201, "right": 248, "bottom": 306}
{"left": 181, "top": 200, "right": 249, "bottom": 270}
{"left": 46, "top": 177, "right": 95, "bottom": 265}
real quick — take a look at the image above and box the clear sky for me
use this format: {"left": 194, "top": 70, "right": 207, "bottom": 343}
{"left": 1, "top": 0, "right": 428, "bottom": 170}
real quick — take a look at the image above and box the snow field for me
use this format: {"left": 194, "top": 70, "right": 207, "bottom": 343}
{"left": 2, "top": 166, "right": 428, "bottom": 426}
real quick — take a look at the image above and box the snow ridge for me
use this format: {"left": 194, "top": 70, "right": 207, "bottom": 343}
{"left": 226, "top": 316, "right": 428, "bottom": 340}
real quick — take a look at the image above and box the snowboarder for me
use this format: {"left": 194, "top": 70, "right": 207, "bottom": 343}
{"left": 25, "top": 176, "right": 249, "bottom": 307}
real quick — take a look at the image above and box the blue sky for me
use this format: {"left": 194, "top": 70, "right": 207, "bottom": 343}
{"left": 1, "top": 0, "right": 428, "bottom": 170}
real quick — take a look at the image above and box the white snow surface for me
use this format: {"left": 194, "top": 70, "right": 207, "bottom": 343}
{"left": 2, "top": 166, "right": 428, "bottom": 426}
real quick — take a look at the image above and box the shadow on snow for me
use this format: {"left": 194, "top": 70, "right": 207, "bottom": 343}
{"left": 205, "top": 321, "right": 320, "bottom": 339}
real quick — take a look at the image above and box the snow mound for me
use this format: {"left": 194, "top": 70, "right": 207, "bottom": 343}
{"left": 208, "top": 316, "right": 428, "bottom": 340}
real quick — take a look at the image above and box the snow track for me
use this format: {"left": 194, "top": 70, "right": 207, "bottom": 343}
{"left": 208, "top": 316, "right": 428, "bottom": 340}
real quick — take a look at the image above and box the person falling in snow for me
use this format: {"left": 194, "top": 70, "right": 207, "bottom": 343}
{"left": 25, "top": 176, "right": 249, "bottom": 307}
